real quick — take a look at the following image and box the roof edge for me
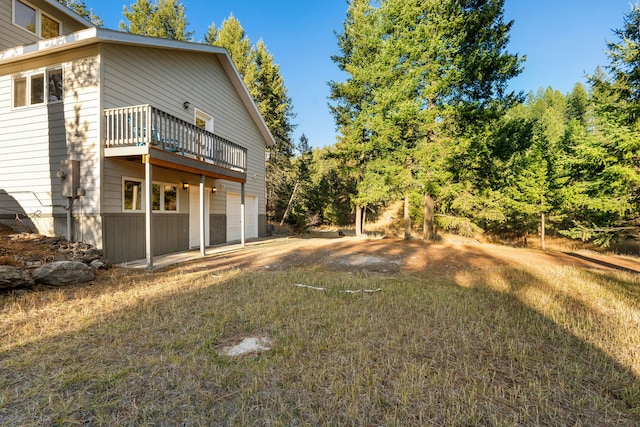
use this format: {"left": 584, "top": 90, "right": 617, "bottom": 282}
{"left": 44, "top": 0, "right": 96, "bottom": 29}
{"left": 0, "top": 27, "right": 276, "bottom": 147}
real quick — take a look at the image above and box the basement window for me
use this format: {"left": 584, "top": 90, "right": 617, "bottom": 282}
{"left": 123, "top": 179, "right": 143, "bottom": 212}
{"left": 123, "top": 179, "right": 178, "bottom": 212}
{"left": 152, "top": 183, "right": 178, "bottom": 212}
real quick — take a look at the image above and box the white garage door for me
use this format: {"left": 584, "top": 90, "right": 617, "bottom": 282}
{"left": 226, "top": 193, "right": 258, "bottom": 242}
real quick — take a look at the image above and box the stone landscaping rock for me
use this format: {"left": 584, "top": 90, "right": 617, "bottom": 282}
{"left": 90, "top": 259, "right": 105, "bottom": 269}
{"left": 32, "top": 261, "right": 95, "bottom": 286}
{"left": 0, "top": 265, "right": 34, "bottom": 290}
{"left": 1, "top": 226, "right": 108, "bottom": 290}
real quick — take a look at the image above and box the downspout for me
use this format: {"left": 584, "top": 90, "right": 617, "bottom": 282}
{"left": 66, "top": 197, "right": 74, "bottom": 241}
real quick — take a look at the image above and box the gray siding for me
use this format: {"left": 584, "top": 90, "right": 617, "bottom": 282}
{"left": 258, "top": 214, "right": 267, "bottom": 238}
{"left": 101, "top": 44, "right": 267, "bottom": 225}
{"left": 210, "top": 214, "right": 226, "bottom": 244}
{"left": 103, "top": 213, "right": 189, "bottom": 264}
{"left": 0, "top": 0, "right": 39, "bottom": 50}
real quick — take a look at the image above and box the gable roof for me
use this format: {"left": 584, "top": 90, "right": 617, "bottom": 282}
{"left": 0, "top": 25, "right": 276, "bottom": 147}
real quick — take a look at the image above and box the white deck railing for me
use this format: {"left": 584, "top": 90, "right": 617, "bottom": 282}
{"left": 104, "top": 104, "right": 247, "bottom": 172}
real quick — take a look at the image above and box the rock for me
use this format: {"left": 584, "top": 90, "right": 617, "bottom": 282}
{"left": 90, "top": 259, "right": 105, "bottom": 269}
{"left": 75, "top": 248, "right": 103, "bottom": 264}
{"left": 32, "top": 261, "right": 95, "bottom": 286}
{"left": 0, "top": 266, "right": 34, "bottom": 290}
{"left": 219, "top": 336, "right": 274, "bottom": 357}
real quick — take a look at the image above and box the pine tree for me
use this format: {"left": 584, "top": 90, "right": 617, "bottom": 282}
{"left": 57, "top": 0, "right": 102, "bottom": 26}
{"left": 204, "top": 15, "right": 256, "bottom": 88}
{"left": 205, "top": 18, "right": 296, "bottom": 223}
{"left": 558, "top": 4, "right": 640, "bottom": 246}
{"left": 330, "top": 0, "right": 523, "bottom": 238}
{"left": 120, "top": 0, "right": 194, "bottom": 41}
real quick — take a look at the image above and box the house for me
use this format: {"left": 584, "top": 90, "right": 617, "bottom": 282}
{"left": 0, "top": 0, "right": 275, "bottom": 268}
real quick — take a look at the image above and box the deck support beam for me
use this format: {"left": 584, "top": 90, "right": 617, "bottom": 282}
{"left": 241, "top": 183, "right": 245, "bottom": 247}
{"left": 200, "top": 174, "right": 206, "bottom": 257}
{"left": 144, "top": 155, "right": 153, "bottom": 270}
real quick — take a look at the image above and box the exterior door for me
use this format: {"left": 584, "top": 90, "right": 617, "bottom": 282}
{"left": 226, "top": 192, "right": 258, "bottom": 242}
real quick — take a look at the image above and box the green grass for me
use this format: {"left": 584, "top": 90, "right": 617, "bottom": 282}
{"left": 1, "top": 247, "right": 640, "bottom": 426}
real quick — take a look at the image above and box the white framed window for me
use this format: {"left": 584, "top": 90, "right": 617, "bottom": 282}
{"left": 12, "top": 67, "right": 64, "bottom": 109}
{"left": 195, "top": 109, "right": 214, "bottom": 132}
{"left": 123, "top": 178, "right": 143, "bottom": 212}
{"left": 13, "top": 0, "right": 61, "bottom": 39}
{"left": 122, "top": 178, "right": 179, "bottom": 212}
{"left": 152, "top": 182, "right": 178, "bottom": 212}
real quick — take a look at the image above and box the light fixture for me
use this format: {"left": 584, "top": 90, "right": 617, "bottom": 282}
{"left": 211, "top": 186, "right": 218, "bottom": 194}
{"left": 183, "top": 101, "right": 190, "bottom": 110}
{"left": 182, "top": 182, "right": 189, "bottom": 190}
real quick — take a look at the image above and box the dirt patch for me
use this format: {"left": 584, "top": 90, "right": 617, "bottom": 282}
{"left": 176, "top": 234, "right": 640, "bottom": 279}
{"left": 3, "top": 220, "right": 639, "bottom": 290}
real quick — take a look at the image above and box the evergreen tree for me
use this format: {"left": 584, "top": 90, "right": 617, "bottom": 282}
{"left": 204, "top": 15, "right": 256, "bottom": 88}
{"left": 120, "top": 0, "right": 194, "bottom": 41}
{"left": 603, "top": 2, "right": 640, "bottom": 125}
{"left": 205, "top": 18, "right": 296, "bottom": 223}
{"left": 57, "top": 0, "right": 102, "bottom": 26}
{"left": 329, "top": 0, "right": 381, "bottom": 235}
{"left": 558, "top": 4, "right": 640, "bottom": 246}
{"left": 565, "top": 83, "right": 589, "bottom": 124}
{"left": 330, "top": 0, "right": 523, "bottom": 238}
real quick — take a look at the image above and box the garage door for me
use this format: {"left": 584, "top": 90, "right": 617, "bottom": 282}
{"left": 226, "top": 193, "right": 258, "bottom": 242}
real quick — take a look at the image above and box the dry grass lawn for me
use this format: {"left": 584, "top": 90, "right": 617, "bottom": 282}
{"left": 1, "top": 235, "right": 640, "bottom": 426}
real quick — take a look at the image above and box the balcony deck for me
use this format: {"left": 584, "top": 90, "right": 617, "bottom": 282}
{"left": 104, "top": 105, "right": 248, "bottom": 182}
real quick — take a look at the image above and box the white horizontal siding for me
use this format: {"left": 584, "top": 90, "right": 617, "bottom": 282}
{"left": 0, "top": 52, "right": 100, "bottom": 219}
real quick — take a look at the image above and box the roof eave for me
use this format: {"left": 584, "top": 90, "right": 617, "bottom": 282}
{"left": 0, "top": 27, "right": 276, "bottom": 147}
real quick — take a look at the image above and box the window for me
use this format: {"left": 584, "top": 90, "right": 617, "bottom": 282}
{"left": 40, "top": 13, "right": 59, "bottom": 38}
{"left": 163, "top": 184, "right": 177, "bottom": 211}
{"left": 13, "top": 76, "right": 27, "bottom": 108}
{"left": 152, "top": 183, "right": 178, "bottom": 212}
{"left": 123, "top": 179, "right": 178, "bottom": 212}
{"left": 14, "top": 0, "right": 60, "bottom": 38}
{"left": 30, "top": 73, "right": 44, "bottom": 105}
{"left": 48, "top": 68, "right": 63, "bottom": 102}
{"left": 14, "top": 0, "right": 35, "bottom": 34}
{"left": 195, "top": 109, "right": 214, "bottom": 132}
{"left": 12, "top": 68, "right": 63, "bottom": 108}
{"left": 123, "top": 179, "right": 142, "bottom": 211}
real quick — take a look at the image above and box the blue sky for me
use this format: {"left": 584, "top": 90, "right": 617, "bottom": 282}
{"left": 85, "top": 0, "right": 635, "bottom": 148}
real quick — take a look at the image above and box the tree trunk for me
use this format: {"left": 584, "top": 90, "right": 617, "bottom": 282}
{"left": 362, "top": 204, "right": 367, "bottom": 235}
{"left": 404, "top": 194, "right": 411, "bottom": 240}
{"left": 355, "top": 205, "right": 363, "bottom": 236}
{"left": 540, "top": 212, "right": 546, "bottom": 251}
{"left": 280, "top": 181, "right": 299, "bottom": 226}
{"left": 423, "top": 192, "right": 435, "bottom": 241}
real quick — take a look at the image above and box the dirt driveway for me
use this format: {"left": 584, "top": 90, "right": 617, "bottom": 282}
{"left": 176, "top": 235, "right": 640, "bottom": 277}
